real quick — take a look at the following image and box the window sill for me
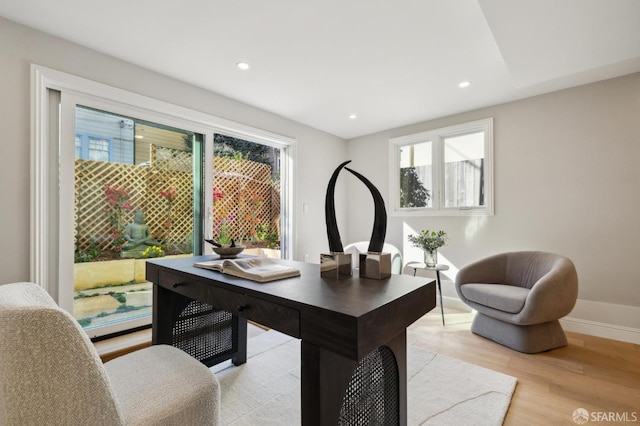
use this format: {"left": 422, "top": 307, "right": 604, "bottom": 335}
{"left": 389, "top": 207, "right": 494, "bottom": 217}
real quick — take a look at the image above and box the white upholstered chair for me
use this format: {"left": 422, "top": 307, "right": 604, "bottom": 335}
{"left": 343, "top": 241, "right": 403, "bottom": 274}
{"left": 0, "top": 282, "right": 220, "bottom": 426}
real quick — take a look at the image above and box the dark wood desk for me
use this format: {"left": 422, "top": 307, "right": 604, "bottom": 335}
{"left": 147, "top": 255, "right": 435, "bottom": 425}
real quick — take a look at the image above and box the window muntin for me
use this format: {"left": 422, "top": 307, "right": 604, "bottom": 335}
{"left": 389, "top": 118, "right": 493, "bottom": 216}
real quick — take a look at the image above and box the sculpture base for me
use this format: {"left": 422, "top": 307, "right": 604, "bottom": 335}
{"left": 359, "top": 252, "right": 391, "bottom": 280}
{"left": 320, "top": 253, "right": 352, "bottom": 279}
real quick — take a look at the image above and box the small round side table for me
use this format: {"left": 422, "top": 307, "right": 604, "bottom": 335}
{"left": 405, "top": 262, "right": 449, "bottom": 325}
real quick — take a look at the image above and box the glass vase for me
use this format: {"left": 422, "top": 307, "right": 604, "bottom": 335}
{"left": 424, "top": 249, "right": 438, "bottom": 267}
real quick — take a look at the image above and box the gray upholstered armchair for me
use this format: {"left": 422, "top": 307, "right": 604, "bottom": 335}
{"left": 455, "top": 251, "right": 578, "bottom": 353}
{"left": 0, "top": 282, "right": 220, "bottom": 425}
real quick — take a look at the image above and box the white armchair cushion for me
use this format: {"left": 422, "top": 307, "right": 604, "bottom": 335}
{"left": 105, "top": 345, "right": 220, "bottom": 426}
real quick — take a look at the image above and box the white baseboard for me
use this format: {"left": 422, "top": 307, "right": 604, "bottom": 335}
{"left": 560, "top": 317, "right": 640, "bottom": 345}
{"left": 561, "top": 299, "right": 640, "bottom": 345}
{"left": 438, "top": 285, "right": 640, "bottom": 345}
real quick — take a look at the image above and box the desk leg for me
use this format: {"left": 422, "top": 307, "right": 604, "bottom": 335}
{"left": 436, "top": 271, "right": 445, "bottom": 326}
{"left": 301, "top": 331, "right": 407, "bottom": 426}
{"left": 232, "top": 317, "right": 248, "bottom": 365}
{"left": 152, "top": 283, "right": 190, "bottom": 345}
{"left": 153, "top": 283, "right": 248, "bottom": 366}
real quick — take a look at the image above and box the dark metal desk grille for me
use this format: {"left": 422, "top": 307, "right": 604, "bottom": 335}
{"left": 338, "top": 346, "right": 399, "bottom": 426}
{"left": 172, "top": 300, "right": 236, "bottom": 366}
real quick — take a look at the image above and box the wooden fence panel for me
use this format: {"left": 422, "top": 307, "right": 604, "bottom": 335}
{"left": 75, "top": 159, "right": 147, "bottom": 253}
{"left": 74, "top": 147, "right": 280, "bottom": 257}
{"left": 212, "top": 156, "right": 280, "bottom": 243}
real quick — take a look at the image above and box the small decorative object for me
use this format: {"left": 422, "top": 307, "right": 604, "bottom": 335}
{"left": 205, "top": 238, "right": 245, "bottom": 259}
{"left": 121, "top": 210, "right": 162, "bottom": 259}
{"left": 207, "top": 194, "right": 244, "bottom": 258}
{"left": 213, "top": 214, "right": 235, "bottom": 246}
{"left": 321, "top": 161, "right": 353, "bottom": 279}
{"left": 321, "top": 161, "right": 391, "bottom": 280}
{"left": 345, "top": 166, "right": 390, "bottom": 280}
{"left": 424, "top": 249, "right": 438, "bottom": 268}
{"left": 408, "top": 230, "right": 448, "bottom": 267}
{"left": 211, "top": 245, "right": 245, "bottom": 259}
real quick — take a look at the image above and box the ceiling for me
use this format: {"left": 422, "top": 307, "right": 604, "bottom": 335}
{"left": 1, "top": 0, "right": 639, "bottom": 139}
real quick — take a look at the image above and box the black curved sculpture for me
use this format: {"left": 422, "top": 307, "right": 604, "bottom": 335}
{"left": 345, "top": 167, "right": 387, "bottom": 253}
{"left": 325, "top": 160, "right": 351, "bottom": 253}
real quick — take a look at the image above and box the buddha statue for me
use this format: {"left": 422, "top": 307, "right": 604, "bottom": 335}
{"left": 121, "top": 210, "right": 161, "bottom": 258}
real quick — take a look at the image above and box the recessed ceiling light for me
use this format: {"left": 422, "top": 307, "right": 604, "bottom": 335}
{"left": 135, "top": 135, "right": 144, "bottom": 139}
{"left": 236, "top": 62, "right": 250, "bottom": 70}
{"left": 348, "top": 114, "right": 357, "bottom": 120}
{"left": 458, "top": 81, "right": 471, "bottom": 88}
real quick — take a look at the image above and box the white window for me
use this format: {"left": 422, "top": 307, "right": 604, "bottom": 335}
{"left": 75, "top": 133, "right": 111, "bottom": 161}
{"left": 389, "top": 118, "right": 493, "bottom": 216}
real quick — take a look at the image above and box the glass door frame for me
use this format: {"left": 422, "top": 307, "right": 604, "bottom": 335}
{"left": 31, "top": 65, "right": 296, "bottom": 337}
{"left": 59, "top": 92, "right": 210, "bottom": 336}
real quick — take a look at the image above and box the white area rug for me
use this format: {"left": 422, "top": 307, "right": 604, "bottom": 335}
{"left": 212, "top": 330, "right": 516, "bottom": 425}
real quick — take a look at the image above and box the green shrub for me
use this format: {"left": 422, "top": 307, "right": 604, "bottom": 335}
{"left": 114, "top": 304, "right": 147, "bottom": 314}
{"left": 74, "top": 292, "right": 100, "bottom": 300}
{"left": 77, "top": 318, "right": 92, "bottom": 327}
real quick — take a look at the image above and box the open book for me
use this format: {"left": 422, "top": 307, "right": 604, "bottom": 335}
{"left": 194, "top": 257, "right": 300, "bottom": 283}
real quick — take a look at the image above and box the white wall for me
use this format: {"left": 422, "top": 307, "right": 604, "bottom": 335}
{"left": 346, "top": 72, "right": 640, "bottom": 343}
{"left": 0, "top": 16, "right": 347, "bottom": 285}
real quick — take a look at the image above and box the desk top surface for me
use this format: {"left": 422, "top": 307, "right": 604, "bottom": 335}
{"left": 147, "top": 255, "right": 434, "bottom": 319}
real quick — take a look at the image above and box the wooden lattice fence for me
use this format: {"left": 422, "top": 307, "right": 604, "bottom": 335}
{"left": 212, "top": 156, "right": 280, "bottom": 244}
{"left": 74, "top": 146, "right": 280, "bottom": 257}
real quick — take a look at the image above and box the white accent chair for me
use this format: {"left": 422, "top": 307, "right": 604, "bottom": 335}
{"left": 0, "top": 282, "right": 221, "bottom": 425}
{"left": 343, "top": 241, "right": 403, "bottom": 274}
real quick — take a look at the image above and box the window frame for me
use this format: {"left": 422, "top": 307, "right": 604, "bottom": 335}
{"left": 388, "top": 118, "right": 494, "bottom": 216}
{"left": 75, "top": 132, "right": 112, "bottom": 161}
{"left": 31, "top": 65, "right": 297, "bottom": 336}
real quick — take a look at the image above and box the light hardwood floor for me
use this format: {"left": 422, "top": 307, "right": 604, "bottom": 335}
{"left": 409, "top": 308, "right": 640, "bottom": 425}
{"left": 98, "top": 311, "right": 639, "bottom": 425}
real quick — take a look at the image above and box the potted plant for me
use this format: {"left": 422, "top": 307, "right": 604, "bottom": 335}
{"left": 408, "top": 229, "right": 448, "bottom": 267}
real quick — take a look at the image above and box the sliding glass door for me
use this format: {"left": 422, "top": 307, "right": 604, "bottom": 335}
{"left": 210, "top": 134, "right": 284, "bottom": 259}
{"left": 60, "top": 94, "right": 204, "bottom": 337}
{"left": 32, "top": 65, "right": 295, "bottom": 339}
